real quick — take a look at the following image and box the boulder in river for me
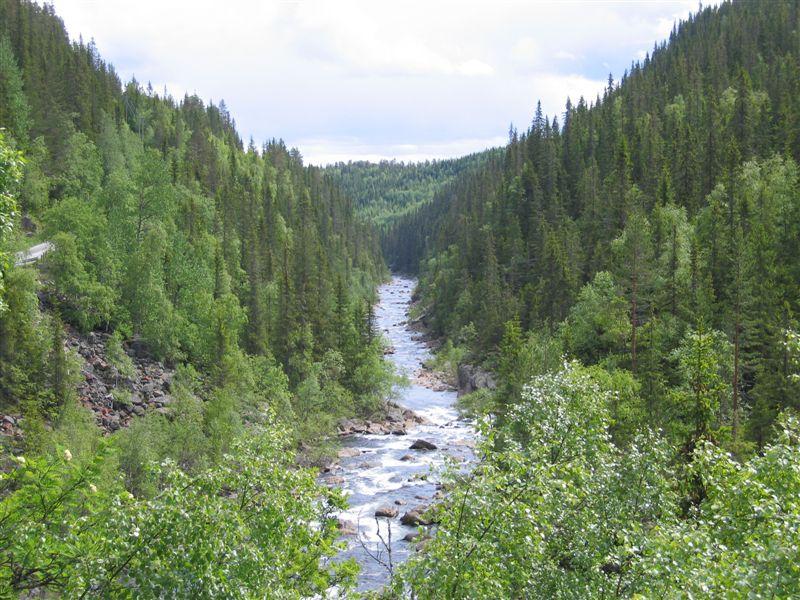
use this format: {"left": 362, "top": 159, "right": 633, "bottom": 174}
{"left": 400, "top": 506, "right": 431, "bottom": 526}
{"left": 400, "top": 454, "right": 414, "bottom": 461}
{"left": 410, "top": 439, "right": 437, "bottom": 450}
{"left": 337, "top": 518, "right": 357, "bottom": 535}
{"left": 337, "top": 448, "right": 361, "bottom": 458}
{"left": 375, "top": 506, "right": 399, "bottom": 518}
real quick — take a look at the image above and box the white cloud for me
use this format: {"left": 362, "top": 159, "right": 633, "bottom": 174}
{"left": 554, "top": 50, "right": 578, "bottom": 61}
{"left": 298, "top": 135, "right": 508, "bottom": 166}
{"left": 49, "top": 0, "right": 716, "bottom": 162}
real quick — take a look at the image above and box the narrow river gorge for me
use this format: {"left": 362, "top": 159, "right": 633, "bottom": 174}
{"left": 323, "top": 276, "right": 476, "bottom": 593}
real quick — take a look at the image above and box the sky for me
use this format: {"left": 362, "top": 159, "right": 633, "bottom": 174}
{"left": 50, "top": 0, "right": 706, "bottom": 165}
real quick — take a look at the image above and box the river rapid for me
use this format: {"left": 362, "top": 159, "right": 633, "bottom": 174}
{"left": 324, "top": 276, "right": 476, "bottom": 594}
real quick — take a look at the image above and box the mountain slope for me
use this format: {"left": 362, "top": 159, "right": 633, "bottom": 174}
{"left": 386, "top": 0, "right": 800, "bottom": 446}
{"left": 325, "top": 150, "right": 498, "bottom": 228}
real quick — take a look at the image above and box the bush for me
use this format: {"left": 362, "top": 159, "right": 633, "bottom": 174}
{"left": 0, "top": 423, "right": 357, "bottom": 597}
{"left": 392, "top": 363, "right": 800, "bottom": 598}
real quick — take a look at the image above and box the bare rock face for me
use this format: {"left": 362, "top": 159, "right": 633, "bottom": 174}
{"left": 375, "top": 506, "right": 399, "bottom": 518}
{"left": 457, "top": 364, "right": 497, "bottom": 397}
{"left": 409, "top": 439, "right": 437, "bottom": 451}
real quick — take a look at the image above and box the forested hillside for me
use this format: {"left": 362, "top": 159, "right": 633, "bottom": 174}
{"left": 0, "top": 0, "right": 799, "bottom": 596}
{"left": 0, "top": 1, "right": 390, "bottom": 595}
{"left": 379, "top": 2, "right": 800, "bottom": 595}
{"left": 325, "top": 152, "right": 494, "bottom": 228}
{"left": 386, "top": 0, "right": 800, "bottom": 448}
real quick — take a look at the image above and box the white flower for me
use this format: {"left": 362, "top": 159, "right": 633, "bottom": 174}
{"left": 14, "top": 455, "right": 25, "bottom": 465}
{"left": 64, "top": 449, "right": 72, "bottom": 461}
{"left": 89, "top": 483, "right": 97, "bottom": 493}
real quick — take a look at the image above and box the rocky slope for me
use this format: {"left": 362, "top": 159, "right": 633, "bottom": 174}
{"left": 69, "top": 330, "right": 175, "bottom": 433}
{"left": 1, "top": 329, "right": 175, "bottom": 442}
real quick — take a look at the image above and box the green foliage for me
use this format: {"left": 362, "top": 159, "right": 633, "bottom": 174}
{"left": 427, "top": 339, "right": 468, "bottom": 384}
{"left": 561, "top": 271, "right": 628, "bottom": 366}
{"left": 326, "top": 152, "right": 498, "bottom": 229}
{"left": 393, "top": 364, "right": 800, "bottom": 598}
{"left": 384, "top": 0, "right": 800, "bottom": 447}
{"left": 642, "top": 413, "right": 800, "bottom": 597}
{"left": 393, "top": 363, "right": 676, "bottom": 598}
{"left": 0, "top": 424, "right": 357, "bottom": 597}
{"left": 106, "top": 331, "right": 135, "bottom": 380}
{"left": 0, "top": 35, "right": 29, "bottom": 145}
{"left": 47, "top": 232, "right": 115, "bottom": 330}
{"left": 669, "top": 324, "right": 733, "bottom": 442}
{"left": 0, "top": 130, "right": 22, "bottom": 312}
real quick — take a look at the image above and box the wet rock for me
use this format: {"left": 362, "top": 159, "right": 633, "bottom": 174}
{"left": 400, "top": 454, "right": 414, "bottom": 461}
{"left": 375, "top": 506, "right": 398, "bottom": 518}
{"left": 337, "top": 448, "right": 361, "bottom": 458}
{"left": 400, "top": 506, "right": 431, "bottom": 526}
{"left": 452, "top": 438, "right": 475, "bottom": 448}
{"left": 410, "top": 439, "right": 437, "bottom": 451}
{"left": 394, "top": 499, "right": 407, "bottom": 506}
{"left": 337, "top": 519, "right": 357, "bottom": 535}
{"left": 324, "top": 476, "right": 345, "bottom": 486}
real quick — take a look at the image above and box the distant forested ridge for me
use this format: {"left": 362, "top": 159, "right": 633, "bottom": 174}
{"left": 385, "top": 0, "right": 800, "bottom": 447}
{"left": 325, "top": 151, "right": 496, "bottom": 228}
{"left": 0, "top": 1, "right": 389, "bottom": 594}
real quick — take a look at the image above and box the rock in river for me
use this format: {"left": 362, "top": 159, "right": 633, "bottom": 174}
{"left": 400, "top": 506, "right": 431, "bottom": 526}
{"left": 375, "top": 506, "right": 399, "bottom": 518}
{"left": 337, "top": 448, "right": 361, "bottom": 458}
{"left": 409, "top": 439, "right": 437, "bottom": 451}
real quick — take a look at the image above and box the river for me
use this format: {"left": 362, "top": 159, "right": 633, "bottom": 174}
{"left": 324, "top": 276, "right": 475, "bottom": 594}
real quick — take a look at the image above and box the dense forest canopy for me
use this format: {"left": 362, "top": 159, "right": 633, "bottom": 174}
{"left": 385, "top": 0, "right": 800, "bottom": 448}
{"left": 0, "top": 0, "right": 392, "bottom": 595}
{"left": 324, "top": 151, "right": 496, "bottom": 228}
{"left": 0, "top": 0, "right": 798, "bottom": 597}
{"left": 377, "top": 3, "right": 800, "bottom": 594}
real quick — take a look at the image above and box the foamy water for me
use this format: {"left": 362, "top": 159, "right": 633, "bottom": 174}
{"left": 324, "top": 276, "right": 476, "bottom": 593}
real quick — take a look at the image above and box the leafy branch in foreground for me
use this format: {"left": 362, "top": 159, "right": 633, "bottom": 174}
{"left": 0, "top": 422, "right": 357, "bottom": 598}
{"left": 389, "top": 362, "right": 800, "bottom": 599}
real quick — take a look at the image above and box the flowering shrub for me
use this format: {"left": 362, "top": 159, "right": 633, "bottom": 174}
{"left": 391, "top": 363, "right": 800, "bottom": 598}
